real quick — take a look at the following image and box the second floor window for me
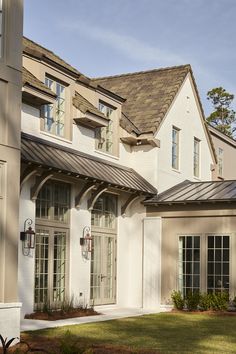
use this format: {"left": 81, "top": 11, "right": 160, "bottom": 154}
{"left": 96, "top": 102, "right": 114, "bottom": 154}
{"left": 193, "top": 138, "right": 200, "bottom": 178}
{"left": 44, "top": 76, "right": 66, "bottom": 137}
{"left": 218, "top": 148, "right": 223, "bottom": 177}
{"left": 172, "top": 127, "right": 179, "bottom": 170}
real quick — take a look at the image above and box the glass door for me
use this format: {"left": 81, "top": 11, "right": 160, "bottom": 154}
{"left": 34, "top": 227, "right": 67, "bottom": 309}
{"left": 90, "top": 232, "right": 116, "bottom": 305}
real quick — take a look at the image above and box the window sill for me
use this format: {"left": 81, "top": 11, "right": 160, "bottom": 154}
{"left": 41, "top": 131, "right": 72, "bottom": 145}
{"left": 95, "top": 149, "right": 119, "bottom": 161}
{"left": 172, "top": 168, "right": 181, "bottom": 174}
{"left": 193, "top": 176, "right": 201, "bottom": 181}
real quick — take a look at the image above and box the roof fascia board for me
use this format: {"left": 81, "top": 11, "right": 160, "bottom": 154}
{"left": 188, "top": 72, "right": 217, "bottom": 164}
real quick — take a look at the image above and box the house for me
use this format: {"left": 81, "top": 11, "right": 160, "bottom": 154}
{"left": 208, "top": 124, "right": 236, "bottom": 180}
{"left": 18, "top": 35, "right": 222, "bottom": 319}
{"left": 0, "top": 0, "right": 23, "bottom": 340}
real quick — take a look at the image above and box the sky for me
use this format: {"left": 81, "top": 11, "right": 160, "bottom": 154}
{"left": 24, "top": 0, "right": 236, "bottom": 116}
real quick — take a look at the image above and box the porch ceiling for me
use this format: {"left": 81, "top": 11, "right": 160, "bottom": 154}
{"left": 21, "top": 133, "right": 157, "bottom": 196}
{"left": 144, "top": 179, "right": 236, "bottom": 206}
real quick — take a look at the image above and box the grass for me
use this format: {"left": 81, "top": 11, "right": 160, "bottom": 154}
{"left": 22, "top": 312, "right": 236, "bottom": 353}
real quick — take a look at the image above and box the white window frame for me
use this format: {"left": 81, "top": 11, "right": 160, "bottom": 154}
{"left": 172, "top": 126, "right": 180, "bottom": 170}
{"left": 96, "top": 101, "right": 115, "bottom": 155}
{"left": 43, "top": 76, "right": 66, "bottom": 137}
{"left": 218, "top": 148, "right": 223, "bottom": 178}
{"left": 193, "top": 137, "right": 200, "bottom": 178}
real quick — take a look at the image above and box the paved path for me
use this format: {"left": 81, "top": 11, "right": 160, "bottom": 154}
{"left": 21, "top": 306, "right": 160, "bottom": 332}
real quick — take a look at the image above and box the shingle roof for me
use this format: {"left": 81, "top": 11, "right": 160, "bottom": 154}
{"left": 21, "top": 133, "right": 157, "bottom": 196}
{"left": 144, "top": 180, "right": 236, "bottom": 205}
{"left": 22, "top": 67, "right": 56, "bottom": 97}
{"left": 23, "top": 37, "right": 88, "bottom": 79}
{"left": 93, "top": 65, "right": 191, "bottom": 135}
{"left": 73, "top": 92, "right": 107, "bottom": 120}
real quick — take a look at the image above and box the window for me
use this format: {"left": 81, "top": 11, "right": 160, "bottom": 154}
{"left": 193, "top": 138, "right": 200, "bottom": 177}
{"left": 91, "top": 193, "right": 117, "bottom": 229}
{"left": 36, "top": 181, "right": 70, "bottom": 223}
{"left": 218, "top": 148, "right": 223, "bottom": 177}
{"left": 43, "top": 76, "right": 66, "bottom": 137}
{"left": 96, "top": 102, "right": 114, "bottom": 154}
{"left": 179, "top": 236, "right": 200, "bottom": 296}
{"left": 207, "top": 235, "right": 229, "bottom": 293}
{"left": 172, "top": 127, "right": 179, "bottom": 170}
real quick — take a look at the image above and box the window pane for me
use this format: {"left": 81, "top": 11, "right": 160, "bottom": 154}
{"left": 207, "top": 235, "right": 230, "bottom": 294}
{"left": 97, "top": 102, "right": 114, "bottom": 154}
{"left": 179, "top": 236, "right": 200, "bottom": 297}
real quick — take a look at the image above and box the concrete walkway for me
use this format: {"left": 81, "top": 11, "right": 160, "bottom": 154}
{"left": 21, "top": 306, "right": 159, "bottom": 332}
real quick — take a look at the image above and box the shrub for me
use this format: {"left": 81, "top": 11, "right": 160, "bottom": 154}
{"left": 171, "top": 290, "right": 185, "bottom": 310}
{"left": 209, "top": 292, "right": 229, "bottom": 311}
{"left": 185, "top": 292, "right": 200, "bottom": 311}
{"left": 199, "top": 293, "right": 211, "bottom": 311}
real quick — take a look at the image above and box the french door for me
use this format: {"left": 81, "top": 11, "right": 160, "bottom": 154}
{"left": 90, "top": 232, "right": 116, "bottom": 305}
{"left": 34, "top": 227, "right": 68, "bottom": 309}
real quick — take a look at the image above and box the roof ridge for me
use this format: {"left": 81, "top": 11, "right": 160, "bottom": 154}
{"left": 92, "top": 64, "right": 191, "bottom": 81}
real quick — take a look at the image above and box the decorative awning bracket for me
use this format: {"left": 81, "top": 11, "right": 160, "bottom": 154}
{"left": 75, "top": 182, "right": 96, "bottom": 208}
{"left": 87, "top": 185, "right": 108, "bottom": 210}
{"left": 31, "top": 171, "right": 54, "bottom": 200}
{"left": 121, "top": 193, "right": 141, "bottom": 217}
{"left": 20, "top": 165, "right": 39, "bottom": 191}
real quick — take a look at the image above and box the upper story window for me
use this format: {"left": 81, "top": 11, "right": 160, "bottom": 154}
{"left": 36, "top": 181, "right": 70, "bottom": 223}
{"left": 96, "top": 102, "right": 114, "bottom": 154}
{"left": 193, "top": 138, "right": 200, "bottom": 178}
{"left": 218, "top": 148, "right": 223, "bottom": 178}
{"left": 172, "top": 126, "right": 180, "bottom": 170}
{"left": 44, "top": 76, "right": 66, "bottom": 137}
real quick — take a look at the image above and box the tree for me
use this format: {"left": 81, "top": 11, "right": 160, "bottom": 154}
{"left": 206, "top": 87, "right": 236, "bottom": 137}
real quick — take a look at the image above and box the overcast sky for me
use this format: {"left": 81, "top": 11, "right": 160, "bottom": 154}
{"left": 24, "top": 0, "right": 236, "bottom": 115}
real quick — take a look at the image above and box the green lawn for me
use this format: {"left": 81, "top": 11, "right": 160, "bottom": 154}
{"left": 23, "top": 313, "right": 236, "bottom": 353}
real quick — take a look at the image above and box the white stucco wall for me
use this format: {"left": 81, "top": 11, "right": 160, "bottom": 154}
{"left": 143, "top": 217, "right": 162, "bottom": 310}
{"left": 156, "top": 74, "right": 214, "bottom": 192}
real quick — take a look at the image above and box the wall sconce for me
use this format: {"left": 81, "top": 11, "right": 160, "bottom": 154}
{"left": 20, "top": 218, "right": 36, "bottom": 252}
{"left": 80, "top": 226, "right": 92, "bottom": 260}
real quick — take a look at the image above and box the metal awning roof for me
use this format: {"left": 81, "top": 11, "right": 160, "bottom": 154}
{"left": 144, "top": 180, "right": 236, "bottom": 206}
{"left": 21, "top": 133, "right": 157, "bottom": 196}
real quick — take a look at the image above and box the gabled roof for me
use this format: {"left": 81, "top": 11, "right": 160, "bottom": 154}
{"left": 73, "top": 92, "right": 107, "bottom": 120}
{"left": 23, "top": 37, "right": 88, "bottom": 80}
{"left": 93, "top": 65, "right": 191, "bottom": 135}
{"left": 144, "top": 179, "right": 236, "bottom": 206}
{"left": 22, "top": 67, "right": 56, "bottom": 98}
{"left": 21, "top": 133, "right": 157, "bottom": 196}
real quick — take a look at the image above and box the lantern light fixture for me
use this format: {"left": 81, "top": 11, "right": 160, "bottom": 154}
{"left": 20, "top": 218, "right": 36, "bottom": 253}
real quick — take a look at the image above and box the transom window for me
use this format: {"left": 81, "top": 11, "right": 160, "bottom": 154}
{"left": 36, "top": 181, "right": 70, "bottom": 223}
{"left": 179, "top": 236, "right": 200, "bottom": 296}
{"left": 96, "top": 102, "right": 114, "bottom": 154}
{"left": 193, "top": 138, "right": 200, "bottom": 178}
{"left": 218, "top": 148, "right": 223, "bottom": 177}
{"left": 44, "top": 76, "right": 66, "bottom": 137}
{"left": 207, "top": 235, "right": 229, "bottom": 293}
{"left": 172, "top": 127, "right": 180, "bottom": 170}
{"left": 91, "top": 194, "right": 117, "bottom": 229}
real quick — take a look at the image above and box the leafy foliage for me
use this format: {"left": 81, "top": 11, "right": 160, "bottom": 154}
{"left": 171, "top": 290, "right": 185, "bottom": 310}
{"left": 185, "top": 292, "right": 200, "bottom": 311}
{"left": 0, "top": 335, "right": 17, "bottom": 354}
{"left": 206, "top": 87, "right": 236, "bottom": 137}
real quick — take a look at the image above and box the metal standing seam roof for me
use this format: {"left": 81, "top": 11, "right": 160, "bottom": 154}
{"left": 144, "top": 180, "right": 236, "bottom": 205}
{"left": 21, "top": 133, "right": 157, "bottom": 196}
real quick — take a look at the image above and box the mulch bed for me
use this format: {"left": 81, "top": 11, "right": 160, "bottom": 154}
{"left": 24, "top": 308, "right": 99, "bottom": 321}
{"left": 4, "top": 335, "right": 160, "bottom": 354}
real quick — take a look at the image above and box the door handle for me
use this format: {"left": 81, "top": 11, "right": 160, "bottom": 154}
{"left": 100, "top": 274, "right": 107, "bottom": 282}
